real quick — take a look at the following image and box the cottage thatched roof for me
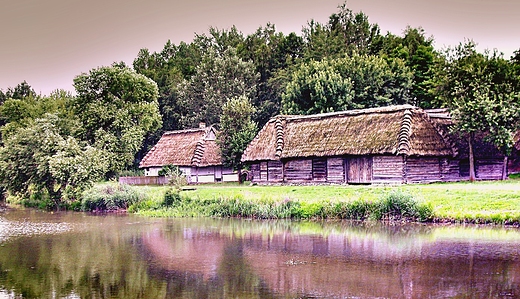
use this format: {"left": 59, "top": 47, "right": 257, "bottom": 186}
{"left": 242, "top": 105, "right": 455, "bottom": 162}
{"left": 139, "top": 126, "right": 222, "bottom": 168}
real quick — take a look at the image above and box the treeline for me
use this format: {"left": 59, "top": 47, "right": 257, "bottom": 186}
{"left": 0, "top": 3, "right": 519, "bottom": 208}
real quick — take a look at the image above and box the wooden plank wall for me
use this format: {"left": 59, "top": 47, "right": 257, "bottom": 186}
{"left": 327, "top": 157, "right": 345, "bottom": 183}
{"left": 346, "top": 157, "right": 373, "bottom": 183}
{"left": 268, "top": 160, "right": 284, "bottom": 182}
{"left": 372, "top": 156, "right": 404, "bottom": 183}
{"left": 312, "top": 158, "right": 327, "bottom": 182}
{"left": 250, "top": 163, "right": 262, "bottom": 182}
{"left": 284, "top": 159, "right": 312, "bottom": 181}
{"left": 476, "top": 158, "right": 504, "bottom": 180}
{"left": 260, "top": 162, "right": 268, "bottom": 181}
{"left": 405, "top": 157, "right": 442, "bottom": 183}
{"left": 440, "top": 159, "right": 461, "bottom": 182}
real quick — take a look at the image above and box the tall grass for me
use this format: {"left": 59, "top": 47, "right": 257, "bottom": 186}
{"left": 135, "top": 187, "right": 432, "bottom": 222}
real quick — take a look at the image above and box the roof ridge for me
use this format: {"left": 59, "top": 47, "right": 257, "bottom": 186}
{"left": 275, "top": 117, "right": 285, "bottom": 158}
{"left": 397, "top": 109, "right": 413, "bottom": 155}
{"left": 191, "top": 139, "right": 206, "bottom": 166}
{"left": 163, "top": 126, "right": 215, "bottom": 136}
{"left": 284, "top": 105, "right": 417, "bottom": 122}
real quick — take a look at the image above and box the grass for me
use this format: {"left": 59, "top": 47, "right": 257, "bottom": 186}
{"left": 90, "top": 177, "right": 520, "bottom": 224}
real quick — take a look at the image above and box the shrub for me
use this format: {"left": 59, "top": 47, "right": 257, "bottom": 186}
{"left": 163, "top": 188, "right": 182, "bottom": 207}
{"left": 81, "top": 184, "right": 145, "bottom": 211}
{"left": 372, "top": 191, "right": 432, "bottom": 222}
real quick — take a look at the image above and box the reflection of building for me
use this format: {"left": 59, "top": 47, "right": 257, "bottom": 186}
{"left": 138, "top": 124, "right": 238, "bottom": 183}
{"left": 139, "top": 223, "right": 520, "bottom": 298}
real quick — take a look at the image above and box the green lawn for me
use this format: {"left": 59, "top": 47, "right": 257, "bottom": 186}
{"left": 130, "top": 178, "right": 520, "bottom": 223}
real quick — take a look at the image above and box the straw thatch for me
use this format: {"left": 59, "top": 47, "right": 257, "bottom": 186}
{"left": 242, "top": 105, "right": 454, "bottom": 162}
{"left": 140, "top": 126, "right": 222, "bottom": 168}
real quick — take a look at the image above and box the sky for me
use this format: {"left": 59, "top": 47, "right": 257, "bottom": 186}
{"left": 1, "top": 0, "right": 519, "bottom": 96}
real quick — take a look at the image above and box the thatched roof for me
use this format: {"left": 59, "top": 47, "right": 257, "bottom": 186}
{"left": 242, "top": 105, "right": 455, "bottom": 162}
{"left": 139, "top": 126, "right": 222, "bottom": 168}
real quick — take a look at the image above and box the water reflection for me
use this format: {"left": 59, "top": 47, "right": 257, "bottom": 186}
{"left": 0, "top": 208, "right": 519, "bottom": 298}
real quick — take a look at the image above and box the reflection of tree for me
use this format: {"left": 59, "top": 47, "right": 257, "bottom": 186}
{"left": 0, "top": 225, "right": 167, "bottom": 298}
{"left": 140, "top": 230, "right": 278, "bottom": 298}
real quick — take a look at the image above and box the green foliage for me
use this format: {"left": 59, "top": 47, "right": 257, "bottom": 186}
{"left": 217, "top": 96, "right": 258, "bottom": 170}
{"left": 81, "top": 183, "right": 145, "bottom": 211}
{"left": 302, "top": 2, "right": 381, "bottom": 60}
{"left": 72, "top": 63, "right": 162, "bottom": 174}
{"left": 371, "top": 191, "right": 433, "bottom": 221}
{"left": 163, "top": 187, "right": 182, "bottom": 207}
{"left": 281, "top": 54, "right": 413, "bottom": 114}
{"left": 158, "top": 165, "right": 187, "bottom": 189}
{"left": 437, "top": 42, "right": 520, "bottom": 166}
{"left": 177, "top": 47, "right": 259, "bottom": 128}
{"left": 281, "top": 58, "right": 354, "bottom": 114}
{"left": 0, "top": 114, "right": 107, "bottom": 208}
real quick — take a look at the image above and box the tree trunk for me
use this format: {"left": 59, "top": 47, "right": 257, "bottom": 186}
{"left": 238, "top": 168, "right": 243, "bottom": 184}
{"left": 502, "top": 156, "right": 509, "bottom": 181}
{"left": 468, "top": 134, "right": 476, "bottom": 182}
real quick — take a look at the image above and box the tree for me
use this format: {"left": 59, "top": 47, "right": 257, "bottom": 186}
{"left": 281, "top": 58, "right": 354, "bottom": 114}
{"left": 177, "top": 47, "right": 259, "bottom": 128}
{"left": 72, "top": 64, "right": 162, "bottom": 175}
{"left": 373, "top": 27, "right": 439, "bottom": 108}
{"left": 0, "top": 114, "right": 107, "bottom": 208}
{"left": 302, "top": 2, "right": 381, "bottom": 61}
{"left": 280, "top": 54, "right": 413, "bottom": 115}
{"left": 217, "top": 96, "right": 257, "bottom": 182}
{"left": 0, "top": 90, "right": 78, "bottom": 141}
{"left": 436, "top": 42, "right": 520, "bottom": 180}
{"left": 238, "top": 24, "right": 304, "bottom": 126}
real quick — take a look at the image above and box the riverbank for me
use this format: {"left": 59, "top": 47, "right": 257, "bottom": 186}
{"left": 120, "top": 176, "right": 520, "bottom": 225}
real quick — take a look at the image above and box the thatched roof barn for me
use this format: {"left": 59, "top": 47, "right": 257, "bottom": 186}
{"left": 140, "top": 126, "right": 221, "bottom": 169}
{"left": 139, "top": 125, "right": 237, "bottom": 183}
{"left": 242, "top": 105, "right": 508, "bottom": 184}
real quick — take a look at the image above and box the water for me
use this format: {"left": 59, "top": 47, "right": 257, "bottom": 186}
{"left": 0, "top": 207, "right": 519, "bottom": 298}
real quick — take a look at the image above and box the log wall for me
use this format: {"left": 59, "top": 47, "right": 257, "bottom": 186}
{"left": 268, "top": 160, "right": 284, "bottom": 182}
{"left": 312, "top": 158, "right": 327, "bottom": 182}
{"left": 405, "top": 157, "right": 442, "bottom": 183}
{"left": 476, "top": 158, "right": 504, "bottom": 180}
{"left": 327, "top": 158, "right": 345, "bottom": 183}
{"left": 284, "top": 159, "right": 312, "bottom": 182}
{"left": 372, "top": 156, "right": 404, "bottom": 183}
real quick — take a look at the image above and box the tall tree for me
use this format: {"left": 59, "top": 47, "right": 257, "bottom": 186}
{"left": 436, "top": 42, "right": 520, "bottom": 180}
{"left": 217, "top": 95, "right": 257, "bottom": 181}
{"left": 72, "top": 63, "right": 162, "bottom": 175}
{"left": 238, "top": 24, "right": 304, "bottom": 126}
{"left": 302, "top": 2, "right": 381, "bottom": 61}
{"left": 280, "top": 54, "right": 413, "bottom": 115}
{"left": 0, "top": 114, "right": 107, "bottom": 208}
{"left": 177, "top": 47, "right": 259, "bottom": 128}
{"left": 373, "top": 27, "right": 439, "bottom": 108}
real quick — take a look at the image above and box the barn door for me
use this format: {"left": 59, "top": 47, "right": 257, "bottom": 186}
{"left": 346, "top": 157, "right": 373, "bottom": 183}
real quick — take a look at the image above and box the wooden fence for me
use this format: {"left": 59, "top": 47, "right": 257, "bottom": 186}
{"left": 119, "top": 176, "right": 169, "bottom": 185}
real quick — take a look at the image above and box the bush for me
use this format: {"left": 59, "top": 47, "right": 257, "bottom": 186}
{"left": 372, "top": 191, "right": 432, "bottom": 221}
{"left": 81, "top": 184, "right": 145, "bottom": 211}
{"left": 163, "top": 188, "right": 182, "bottom": 207}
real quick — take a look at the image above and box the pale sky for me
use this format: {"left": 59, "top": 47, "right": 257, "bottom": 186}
{"left": 1, "top": 0, "right": 519, "bottom": 96}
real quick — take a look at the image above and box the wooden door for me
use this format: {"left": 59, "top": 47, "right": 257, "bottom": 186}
{"left": 346, "top": 157, "right": 373, "bottom": 183}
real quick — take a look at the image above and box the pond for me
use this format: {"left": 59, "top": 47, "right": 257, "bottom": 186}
{"left": 0, "top": 207, "right": 519, "bottom": 298}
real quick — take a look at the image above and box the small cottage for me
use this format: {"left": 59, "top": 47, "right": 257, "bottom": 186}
{"left": 139, "top": 124, "right": 238, "bottom": 183}
{"left": 241, "top": 105, "right": 508, "bottom": 184}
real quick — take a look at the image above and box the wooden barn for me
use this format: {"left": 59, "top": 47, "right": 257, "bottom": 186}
{"left": 241, "top": 105, "right": 509, "bottom": 184}
{"left": 139, "top": 124, "right": 238, "bottom": 183}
